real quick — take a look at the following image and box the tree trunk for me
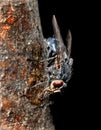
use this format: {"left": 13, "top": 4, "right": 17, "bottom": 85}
{"left": 0, "top": 0, "right": 55, "bottom": 129}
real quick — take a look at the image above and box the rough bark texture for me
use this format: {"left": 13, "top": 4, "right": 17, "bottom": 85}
{"left": 0, "top": 0, "right": 55, "bottom": 129}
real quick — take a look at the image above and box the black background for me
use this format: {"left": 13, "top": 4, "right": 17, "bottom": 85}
{"left": 38, "top": 0, "right": 94, "bottom": 129}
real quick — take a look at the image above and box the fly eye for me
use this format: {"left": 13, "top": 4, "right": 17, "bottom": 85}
{"left": 53, "top": 80, "right": 63, "bottom": 88}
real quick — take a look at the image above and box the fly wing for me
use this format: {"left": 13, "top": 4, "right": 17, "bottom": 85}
{"left": 66, "top": 30, "right": 72, "bottom": 58}
{"left": 52, "top": 15, "right": 66, "bottom": 54}
{"left": 52, "top": 15, "right": 68, "bottom": 69}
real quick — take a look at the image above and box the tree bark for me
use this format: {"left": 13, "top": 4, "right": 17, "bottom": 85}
{"left": 0, "top": 0, "right": 55, "bottom": 129}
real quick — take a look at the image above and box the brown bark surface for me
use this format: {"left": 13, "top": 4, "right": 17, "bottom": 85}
{"left": 0, "top": 0, "right": 55, "bottom": 129}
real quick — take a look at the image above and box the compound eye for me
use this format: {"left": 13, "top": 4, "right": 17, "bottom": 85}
{"left": 52, "top": 80, "right": 64, "bottom": 88}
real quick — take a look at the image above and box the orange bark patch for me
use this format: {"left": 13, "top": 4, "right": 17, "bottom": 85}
{"left": 28, "top": 76, "right": 36, "bottom": 86}
{"left": 7, "top": 17, "right": 16, "bottom": 24}
{"left": 2, "top": 97, "right": 15, "bottom": 111}
{"left": 2, "top": 98, "right": 11, "bottom": 110}
{"left": 3, "top": 25, "right": 11, "bottom": 30}
{"left": 1, "top": 61, "right": 8, "bottom": 68}
{"left": 0, "top": 30, "right": 7, "bottom": 39}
